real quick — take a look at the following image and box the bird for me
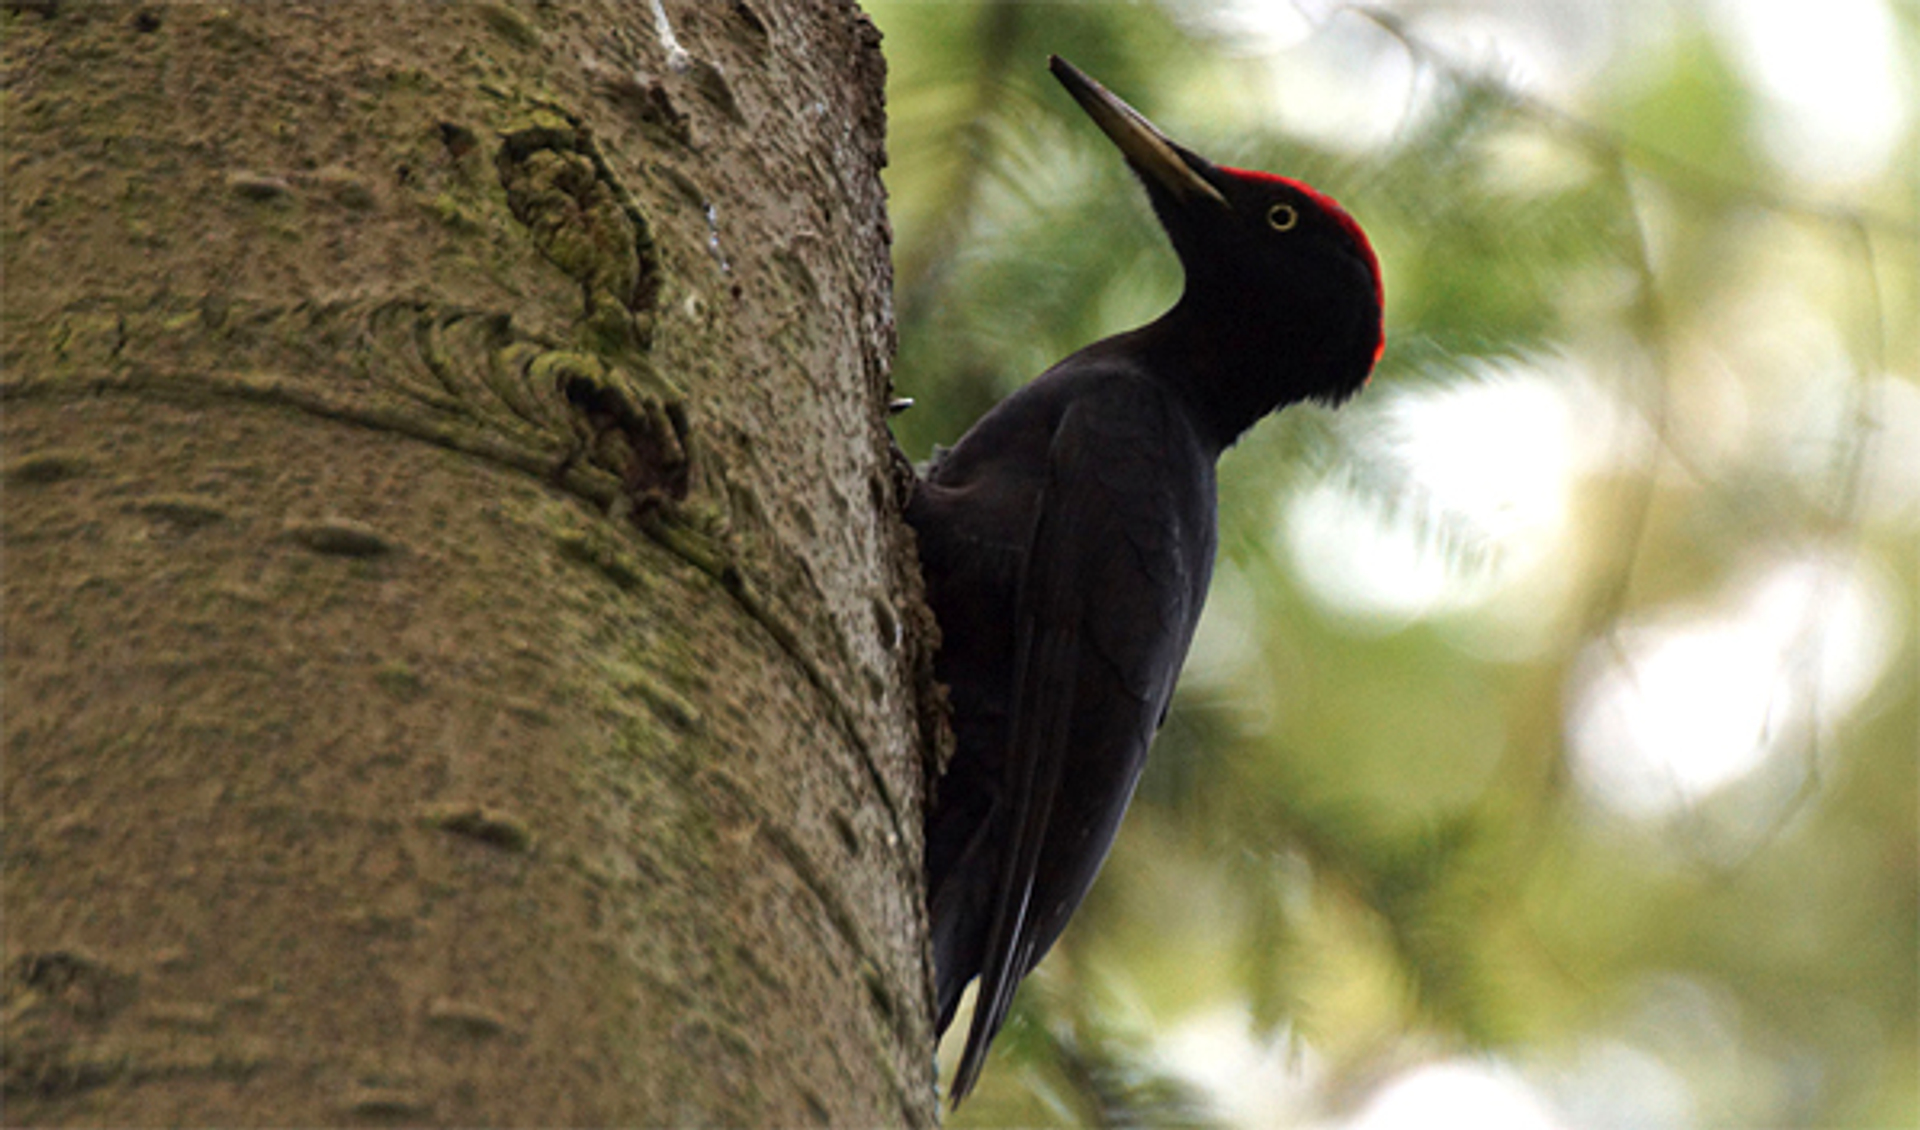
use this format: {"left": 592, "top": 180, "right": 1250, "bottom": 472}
{"left": 906, "top": 56, "right": 1385, "bottom": 1105}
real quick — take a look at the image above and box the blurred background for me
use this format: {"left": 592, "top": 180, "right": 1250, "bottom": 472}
{"left": 869, "top": 0, "right": 1917, "bottom": 1125}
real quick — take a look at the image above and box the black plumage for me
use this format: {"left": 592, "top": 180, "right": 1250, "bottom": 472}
{"left": 910, "top": 56, "right": 1385, "bottom": 1104}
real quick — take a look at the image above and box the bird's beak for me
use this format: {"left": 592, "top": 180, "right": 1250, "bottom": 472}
{"left": 1049, "top": 55, "right": 1229, "bottom": 209}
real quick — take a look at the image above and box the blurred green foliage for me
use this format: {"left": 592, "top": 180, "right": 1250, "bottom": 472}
{"left": 871, "top": 2, "right": 1917, "bottom": 1125}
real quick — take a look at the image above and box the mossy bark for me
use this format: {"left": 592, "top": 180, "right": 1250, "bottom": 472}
{"left": 2, "top": 1, "right": 937, "bottom": 1124}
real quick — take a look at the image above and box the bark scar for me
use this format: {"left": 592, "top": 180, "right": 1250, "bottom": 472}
{"left": 544, "top": 352, "right": 689, "bottom": 517}
{"left": 496, "top": 116, "right": 661, "bottom": 352}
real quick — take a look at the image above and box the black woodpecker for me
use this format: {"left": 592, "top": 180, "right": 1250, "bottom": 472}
{"left": 909, "top": 56, "right": 1385, "bottom": 1104}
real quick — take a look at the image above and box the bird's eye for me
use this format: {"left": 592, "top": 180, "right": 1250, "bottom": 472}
{"left": 1266, "top": 203, "right": 1298, "bottom": 231}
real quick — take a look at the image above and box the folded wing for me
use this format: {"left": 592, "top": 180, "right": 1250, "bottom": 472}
{"left": 946, "top": 376, "right": 1213, "bottom": 1103}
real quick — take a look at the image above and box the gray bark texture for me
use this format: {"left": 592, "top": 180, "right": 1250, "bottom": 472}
{"left": 2, "top": 1, "right": 940, "bottom": 1124}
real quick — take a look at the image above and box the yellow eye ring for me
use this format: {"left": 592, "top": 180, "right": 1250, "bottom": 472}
{"left": 1267, "top": 203, "right": 1298, "bottom": 231}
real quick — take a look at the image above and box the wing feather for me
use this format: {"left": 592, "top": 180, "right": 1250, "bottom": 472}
{"left": 948, "top": 477, "right": 1085, "bottom": 1102}
{"left": 944, "top": 381, "right": 1213, "bottom": 1105}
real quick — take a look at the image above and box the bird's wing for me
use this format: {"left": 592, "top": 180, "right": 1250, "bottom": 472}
{"left": 947, "top": 378, "right": 1208, "bottom": 1103}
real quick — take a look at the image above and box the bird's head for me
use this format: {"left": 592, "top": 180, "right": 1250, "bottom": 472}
{"left": 1050, "top": 56, "right": 1384, "bottom": 411}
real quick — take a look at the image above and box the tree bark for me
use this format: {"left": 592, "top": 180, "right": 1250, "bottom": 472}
{"left": 2, "top": 1, "right": 937, "bottom": 1124}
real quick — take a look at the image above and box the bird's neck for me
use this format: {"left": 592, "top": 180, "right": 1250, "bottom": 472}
{"left": 1136, "top": 292, "right": 1306, "bottom": 451}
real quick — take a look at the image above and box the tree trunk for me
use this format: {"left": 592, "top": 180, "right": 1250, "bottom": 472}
{"left": 3, "top": 1, "right": 937, "bottom": 1123}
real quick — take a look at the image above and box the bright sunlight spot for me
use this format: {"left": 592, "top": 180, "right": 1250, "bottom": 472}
{"left": 1708, "top": 0, "right": 1913, "bottom": 185}
{"left": 1334, "top": 1059, "right": 1567, "bottom": 1130}
{"left": 1568, "top": 552, "right": 1900, "bottom": 819}
{"left": 1199, "top": 3, "right": 1419, "bottom": 152}
{"left": 1163, "top": 1011, "right": 1318, "bottom": 1129}
{"left": 1281, "top": 364, "right": 1628, "bottom": 634}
